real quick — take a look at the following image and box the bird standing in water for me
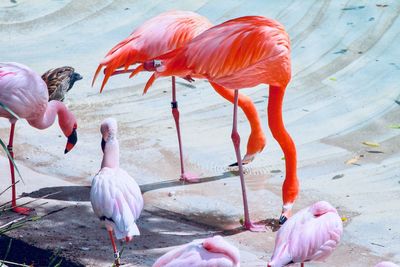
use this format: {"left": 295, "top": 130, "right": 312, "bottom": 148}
{"left": 90, "top": 118, "right": 143, "bottom": 266}
{"left": 92, "top": 10, "right": 266, "bottom": 182}
{"left": 41, "top": 66, "right": 82, "bottom": 101}
{"left": 132, "top": 15, "right": 298, "bottom": 229}
{"left": 268, "top": 201, "right": 343, "bottom": 267}
{"left": 153, "top": 235, "right": 240, "bottom": 267}
{"left": 0, "top": 62, "right": 78, "bottom": 215}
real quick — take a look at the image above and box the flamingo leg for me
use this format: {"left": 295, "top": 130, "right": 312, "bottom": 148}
{"left": 231, "top": 90, "right": 265, "bottom": 232}
{"left": 108, "top": 230, "right": 120, "bottom": 266}
{"left": 268, "top": 86, "right": 298, "bottom": 225}
{"left": 8, "top": 123, "right": 30, "bottom": 215}
{"left": 171, "top": 76, "right": 198, "bottom": 182}
{"left": 210, "top": 82, "right": 266, "bottom": 166}
{"left": 110, "top": 68, "right": 135, "bottom": 76}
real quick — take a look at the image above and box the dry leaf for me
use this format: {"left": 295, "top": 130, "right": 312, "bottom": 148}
{"left": 388, "top": 124, "right": 400, "bottom": 129}
{"left": 346, "top": 155, "right": 360, "bottom": 165}
{"left": 362, "top": 141, "right": 380, "bottom": 147}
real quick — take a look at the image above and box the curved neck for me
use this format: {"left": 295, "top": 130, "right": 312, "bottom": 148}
{"left": 27, "top": 101, "right": 68, "bottom": 133}
{"left": 101, "top": 139, "right": 120, "bottom": 169}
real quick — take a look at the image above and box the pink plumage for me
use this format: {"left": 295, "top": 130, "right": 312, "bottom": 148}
{"left": 268, "top": 201, "right": 343, "bottom": 266}
{"left": 90, "top": 118, "right": 143, "bottom": 240}
{"left": 0, "top": 62, "right": 78, "bottom": 214}
{"left": 153, "top": 235, "right": 240, "bottom": 267}
{"left": 375, "top": 262, "right": 400, "bottom": 267}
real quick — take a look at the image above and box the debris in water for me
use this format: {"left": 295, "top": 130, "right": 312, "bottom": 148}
{"left": 342, "top": 5, "right": 365, "bottom": 11}
{"left": 332, "top": 174, "right": 344, "bottom": 180}
{"left": 362, "top": 141, "right": 380, "bottom": 147}
{"left": 388, "top": 124, "right": 400, "bottom": 129}
{"left": 333, "top": 49, "right": 348, "bottom": 54}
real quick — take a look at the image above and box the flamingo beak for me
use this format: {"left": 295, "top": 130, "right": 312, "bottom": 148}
{"left": 279, "top": 215, "right": 288, "bottom": 225}
{"left": 101, "top": 138, "right": 106, "bottom": 152}
{"left": 64, "top": 128, "right": 78, "bottom": 154}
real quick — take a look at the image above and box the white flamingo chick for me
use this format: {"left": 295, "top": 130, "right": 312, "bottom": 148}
{"left": 90, "top": 118, "right": 143, "bottom": 265}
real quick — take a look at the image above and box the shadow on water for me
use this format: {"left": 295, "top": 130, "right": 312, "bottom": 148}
{"left": 21, "top": 171, "right": 239, "bottom": 201}
{"left": 0, "top": 235, "right": 84, "bottom": 267}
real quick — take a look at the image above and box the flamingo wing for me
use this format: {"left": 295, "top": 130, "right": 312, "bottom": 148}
{"left": 158, "top": 16, "right": 290, "bottom": 85}
{"left": 0, "top": 62, "right": 48, "bottom": 120}
{"left": 290, "top": 211, "right": 343, "bottom": 263}
{"left": 93, "top": 10, "right": 212, "bottom": 91}
{"left": 90, "top": 167, "right": 143, "bottom": 239}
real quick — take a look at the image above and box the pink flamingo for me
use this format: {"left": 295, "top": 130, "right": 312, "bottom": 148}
{"left": 153, "top": 235, "right": 240, "bottom": 267}
{"left": 0, "top": 62, "right": 78, "bottom": 215}
{"left": 131, "top": 16, "right": 298, "bottom": 229}
{"left": 92, "top": 10, "right": 266, "bottom": 182}
{"left": 268, "top": 201, "right": 343, "bottom": 266}
{"left": 375, "top": 262, "right": 400, "bottom": 267}
{"left": 90, "top": 118, "right": 143, "bottom": 266}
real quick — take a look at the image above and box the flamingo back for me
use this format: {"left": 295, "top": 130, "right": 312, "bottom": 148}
{"left": 90, "top": 167, "right": 143, "bottom": 240}
{"left": 153, "top": 236, "right": 240, "bottom": 267}
{"left": 147, "top": 16, "right": 291, "bottom": 92}
{"left": 0, "top": 62, "right": 48, "bottom": 121}
{"left": 269, "top": 201, "right": 343, "bottom": 266}
{"left": 93, "top": 10, "right": 212, "bottom": 91}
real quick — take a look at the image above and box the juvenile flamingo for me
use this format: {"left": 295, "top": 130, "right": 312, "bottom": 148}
{"left": 132, "top": 16, "right": 298, "bottom": 228}
{"left": 90, "top": 118, "right": 143, "bottom": 266}
{"left": 268, "top": 201, "right": 343, "bottom": 267}
{"left": 153, "top": 235, "right": 240, "bottom": 267}
{"left": 92, "top": 10, "right": 266, "bottom": 182}
{"left": 0, "top": 62, "right": 78, "bottom": 215}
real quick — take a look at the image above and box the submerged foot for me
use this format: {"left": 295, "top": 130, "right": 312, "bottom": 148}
{"left": 243, "top": 221, "right": 267, "bottom": 232}
{"left": 180, "top": 172, "right": 200, "bottom": 183}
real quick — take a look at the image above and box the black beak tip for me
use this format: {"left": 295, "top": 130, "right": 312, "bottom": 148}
{"left": 64, "top": 149, "right": 69, "bottom": 154}
{"left": 279, "top": 215, "right": 287, "bottom": 225}
{"left": 75, "top": 73, "right": 83, "bottom": 81}
{"left": 229, "top": 162, "right": 239, "bottom": 167}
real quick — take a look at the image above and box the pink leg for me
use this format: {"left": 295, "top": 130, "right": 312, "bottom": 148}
{"left": 8, "top": 123, "right": 30, "bottom": 215}
{"left": 171, "top": 76, "right": 198, "bottom": 183}
{"left": 108, "top": 230, "right": 120, "bottom": 266}
{"left": 231, "top": 90, "right": 265, "bottom": 232}
{"left": 301, "top": 263, "right": 304, "bottom": 267}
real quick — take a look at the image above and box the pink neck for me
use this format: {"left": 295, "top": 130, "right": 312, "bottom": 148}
{"left": 101, "top": 138, "right": 120, "bottom": 169}
{"left": 27, "top": 101, "right": 71, "bottom": 135}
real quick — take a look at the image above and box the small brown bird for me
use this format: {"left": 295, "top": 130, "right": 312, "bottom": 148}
{"left": 41, "top": 66, "right": 82, "bottom": 101}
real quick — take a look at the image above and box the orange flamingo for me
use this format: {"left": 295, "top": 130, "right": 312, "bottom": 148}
{"left": 92, "top": 11, "right": 266, "bottom": 182}
{"left": 133, "top": 16, "right": 298, "bottom": 229}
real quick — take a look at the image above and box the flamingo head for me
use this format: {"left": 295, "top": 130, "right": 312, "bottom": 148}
{"left": 100, "top": 118, "right": 118, "bottom": 152}
{"left": 143, "top": 60, "right": 165, "bottom": 72}
{"left": 310, "top": 201, "right": 337, "bottom": 217}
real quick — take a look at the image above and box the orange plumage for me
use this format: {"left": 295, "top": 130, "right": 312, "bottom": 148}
{"left": 140, "top": 15, "right": 298, "bottom": 224}
{"left": 92, "top": 10, "right": 212, "bottom": 92}
{"left": 93, "top": 11, "right": 267, "bottom": 182}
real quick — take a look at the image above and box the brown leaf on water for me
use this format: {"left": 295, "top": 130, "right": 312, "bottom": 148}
{"left": 345, "top": 155, "right": 360, "bottom": 165}
{"left": 362, "top": 141, "right": 380, "bottom": 147}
